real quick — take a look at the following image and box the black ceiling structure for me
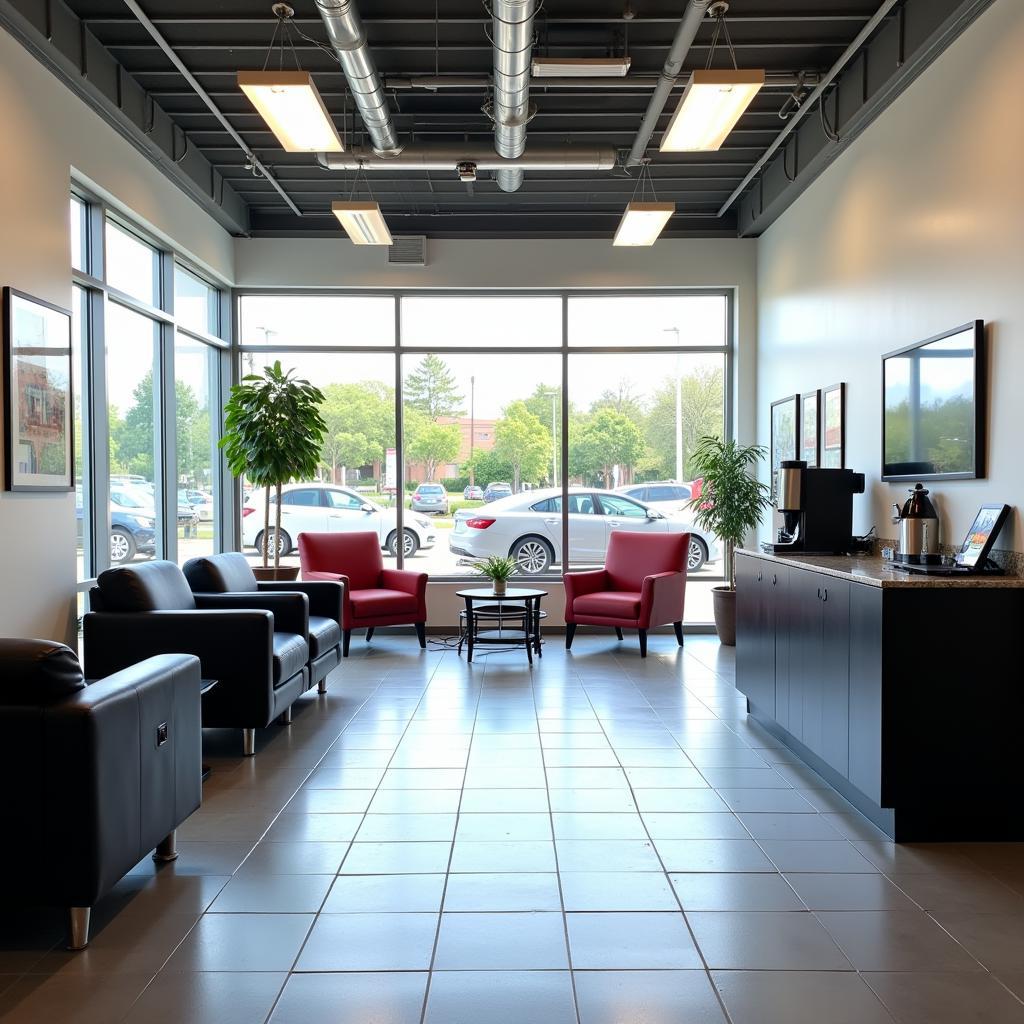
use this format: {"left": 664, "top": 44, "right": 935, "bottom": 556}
{"left": 1, "top": 0, "right": 994, "bottom": 238}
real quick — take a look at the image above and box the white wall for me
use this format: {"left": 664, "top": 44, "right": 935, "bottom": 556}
{"left": 757, "top": 0, "right": 1024, "bottom": 552}
{"left": 0, "top": 28, "right": 235, "bottom": 643}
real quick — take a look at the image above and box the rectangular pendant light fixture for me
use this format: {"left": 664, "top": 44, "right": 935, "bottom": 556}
{"left": 332, "top": 201, "right": 393, "bottom": 246}
{"left": 660, "top": 69, "right": 765, "bottom": 152}
{"left": 238, "top": 70, "right": 344, "bottom": 153}
{"left": 613, "top": 202, "right": 675, "bottom": 247}
{"left": 532, "top": 57, "right": 632, "bottom": 78}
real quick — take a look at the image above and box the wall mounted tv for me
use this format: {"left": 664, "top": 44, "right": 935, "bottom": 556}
{"left": 882, "top": 320, "right": 985, "bottom": 482}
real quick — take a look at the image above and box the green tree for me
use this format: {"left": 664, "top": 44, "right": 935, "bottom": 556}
{"left": 463, "top": 447, "right": 514, "bottom": 488}
{"left": 493, "top": 400, "right": 549, "bottom": 492}
{"left": 591, "top": 378, "right": 645, "bottom": 423}
{"left": 571, "top": 407, "right": 645, "bottom": 486}
{"left": 318, "top": 381, "right": 395, "bottom": 480}
{"left": 521, "top": 384, "right": 563, "bottom": 486}
{"left": 404, "top": 354, "right": 463, "bottom": 418}
{"left": 405, "top": 411, "right": 461, "bottom": 482}
{"left": 644, "top": 365, "right": 724, "bottom": 480}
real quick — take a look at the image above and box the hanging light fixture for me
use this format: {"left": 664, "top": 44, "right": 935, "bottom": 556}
{"left": 660, "top": 2, "right": 764, "bottom": 153}
{"left": 237, "top": 4, "right": 344, "bottom": 153}
{"left": 332, "top": 163, "right": 392, "bottom": 245}
{"left": 613, "top": 160, "right": 674, "bottom": 247}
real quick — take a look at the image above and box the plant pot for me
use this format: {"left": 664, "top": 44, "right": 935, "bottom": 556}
{"left": 253, "top": 566, "right": 300, "bottom": 582}
{"left": 491, "top": 579, "right": 507, "bottom": 597}
{"left": 712, "top": 585, "right": 736, "bottom": 646}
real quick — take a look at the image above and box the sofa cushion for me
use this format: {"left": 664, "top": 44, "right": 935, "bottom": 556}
{"left": 0, "top": 639, "right": 86, "bottom": 706}
{"left": 96, "top": 560, "right": 196, "bottom": 612}
{"left": 572, "top": 590, "right": 643, "bottom": 620}
{"left": 308, "top": 616, "right": 342, "bottom": 658}
{"left": 349, "top": 588, "right": 419, "bottom": 619}
{"left": 272, "top": 632, "right": 308, "bottom": 687}
{"left": 182, "top": 552, "right": 258, "bottom": 594}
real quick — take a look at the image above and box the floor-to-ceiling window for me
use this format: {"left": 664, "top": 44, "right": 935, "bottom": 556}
{"left": 236, "top": 291, "right": 732, "bottom": 623}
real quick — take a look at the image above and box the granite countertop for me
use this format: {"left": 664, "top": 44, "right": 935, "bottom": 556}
{"left": 737, "top": 549, "right": 1024, "bottom": 588}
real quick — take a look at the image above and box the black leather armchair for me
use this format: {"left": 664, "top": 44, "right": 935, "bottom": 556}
{"left": 0, "top": 638, "right": 202, "bottom": 950}
{"left": 84, "top": 560, "right": 309, "bottom": 756}
{"left": 182, "top": 552, "right": 342, "bottom": 695}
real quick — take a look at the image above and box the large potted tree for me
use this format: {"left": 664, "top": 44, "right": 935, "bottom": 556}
{"left": 221, "top": 361, "right": 327, "bottom": 581}
{"left": 689, "top": 436, "right": 772, "bottom": 646}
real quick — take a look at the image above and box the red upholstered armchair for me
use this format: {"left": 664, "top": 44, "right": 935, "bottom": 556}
{"left": 563, "top": 530, "right": 690, "bottom": 657}
{"left": 298, "top": 532, "right": 428, "bottom": 656}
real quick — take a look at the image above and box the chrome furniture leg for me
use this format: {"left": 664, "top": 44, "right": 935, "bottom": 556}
{"left": 153, "top": 830, "right": 178, "bottom": 863}
{"left": 279, "top": 705, "right": 293, "bottom": 725}
{"left": 242, "top": 728, "right": 256, "bottom": 756}
{"left": 68, "top": 907, "right": 91, "bottom": 950}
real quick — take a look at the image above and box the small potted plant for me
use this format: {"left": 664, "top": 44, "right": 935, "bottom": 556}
{"left": 221, "top": 361, "right": 326, "bottom": 581}
{"left": 476, "top": 555, "right": 517, "bottom": 596}
{"left": 689, "top": 436, "right": 772, "bottom": 646}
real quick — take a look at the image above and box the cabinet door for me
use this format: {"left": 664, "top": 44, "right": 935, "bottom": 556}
{"left": 849, "top": 584, "right": 883, "bottom": 803}
{"left": 819, "top": 578, "right": 851, "bottom": 775}
{"left": 735, "top": 555, "right": 773, "bottom": 713}
{"left": 772, "top": 564, "right": 791, "bottom": 729}
{"left": 788, "top": 568, "right": 823, "bottom": 747}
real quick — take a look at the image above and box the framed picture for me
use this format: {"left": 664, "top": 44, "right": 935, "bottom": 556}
{"left": 800, "top": 389, "right": 821, "bottom": 467}
{"left": 770, "top": 394, "right": 799, "bottom": 494}
{"left": 3, "top": 287, "right": 73, "bottom": 491}
{"left": 821, "top": 382, "right": 846, "bottom": 469}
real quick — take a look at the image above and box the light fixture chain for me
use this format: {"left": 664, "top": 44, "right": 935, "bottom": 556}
{"left": 720, "top": 16, "right": 739, "bottom": 71}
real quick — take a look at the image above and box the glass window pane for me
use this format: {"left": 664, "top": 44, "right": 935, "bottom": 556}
{"left": 175, "top": 265, "right": 219, "bottom": 336}
{"left": 107, "top": 303, "right": 161, "bottom": 565}
{"left": 568, "top": 294, "right": 727, "bottom": 347}
{"left": 105, "top": 219, "right": 159, "bottom": 306}
{"left": 401, "top": 295, "right": 561, "bottom": 348}
{"left": 175, "top": 336, "right": 219, "bottom": 564}
{"left": 72, "top": 285, "right": 89, "bottom": 580}
{"left": 71, "top": 196, "right": 87, "bottom": 273}
{"left": 239, "top": 295, "right": 394, "bottom": 347}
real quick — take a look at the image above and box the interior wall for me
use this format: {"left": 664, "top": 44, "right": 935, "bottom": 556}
{"left": 0, "top": 27, "right": 235, "bottom": 643}
{"left": 757, "top": 0, "right": 1024, "bottom": 553}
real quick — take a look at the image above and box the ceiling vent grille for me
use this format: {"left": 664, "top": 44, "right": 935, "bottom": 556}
{"left": 386, "top": 236, "right": 427, "bottom": 266}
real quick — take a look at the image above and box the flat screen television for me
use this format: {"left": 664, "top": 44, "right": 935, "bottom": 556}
{"left": 881, "top": 321, "right": 986, "bottom": 482}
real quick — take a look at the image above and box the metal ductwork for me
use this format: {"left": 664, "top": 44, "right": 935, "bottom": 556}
{"left": 315, "top": 0, "right": 402, "bottom": 156}
{"left": 627, "top": 0, "right": 711, "bottom": 165}
{"left": 319, "top": 144, "right": 617, "bottom": 173}
{"left": 489, "top": 0, "right": 538, "bottom": 192}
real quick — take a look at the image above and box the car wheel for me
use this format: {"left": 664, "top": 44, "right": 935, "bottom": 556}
{"left": 687, "top": 537, "right": 708, "bottom": 572}
{"left": 110, "top": 527, "right": 136, "bottom": 564}
{"left": 511, "top": 536, "right": 552, "bottom": 575}
{"left": 387, "top": 529, "right": 419, "bottom": 558}
{"left": 256, "top": 529, "right": 293, "bottom": 558}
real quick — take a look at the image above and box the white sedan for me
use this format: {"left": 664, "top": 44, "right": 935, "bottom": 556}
{"left": 449, "top": 486, "right": 720, "bottom": 574}
{"left": 242, "top": 483, "right": 437, "bottom": 558}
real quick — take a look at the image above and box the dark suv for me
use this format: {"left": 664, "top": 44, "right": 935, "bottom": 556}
{"left": 483, "top": 482, "right": 513, "bottom": 503}
{"left": 76, "top": 489, "right": 156, "bottom": 564}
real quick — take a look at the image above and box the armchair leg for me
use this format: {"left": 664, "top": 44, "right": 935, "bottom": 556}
{"left": 279, "top": 705, "right": 293, "bottom": 726}
{"left": 242, "top": 728, "right": 256, "bottom": 757}
{"left": 318, "top": 676, "right": 328, "bottom": 695}
{"left": 615, "top": 627, "right": 623, "bottom": 640}
{"left": 67, "top": 907, "right": 91, "bottom": 951}
{"left": 638, "top": 629, "right": 648, "bottom": 658}
{"left": 415, "top": 622, "right": 426, "bottom": 649}
{"left": 343, "top": 630, "right": 351, "bottom": 658}
{"left": 565, "top": 623, "right": 577, "bottom": 650}
{"left": 673, "top": 621, "right": 684, "bottom": 646}
{"left": 153, "top": 830, "right": 178, "bottom": 863}
{"left": 365, "top": 627, "right": 375, "bottom": 642}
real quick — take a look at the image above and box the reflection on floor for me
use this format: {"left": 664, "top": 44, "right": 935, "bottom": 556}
{"left": 3, "top": 635, "right": 1024, "bottom": 1023}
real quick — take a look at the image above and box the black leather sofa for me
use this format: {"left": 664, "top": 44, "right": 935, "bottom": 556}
{"left": 0, "top": 638, "right": 202, "bottom": 949}
{"left": 84, "top": 560, "right": 309, "bottom": 756}
{"left": 182, "top": 552, "right": 342, "bottom": 696}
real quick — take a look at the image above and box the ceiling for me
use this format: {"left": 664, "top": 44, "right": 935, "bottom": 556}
{"left": 60, "top": 1, "right": 891, "bottom": 237}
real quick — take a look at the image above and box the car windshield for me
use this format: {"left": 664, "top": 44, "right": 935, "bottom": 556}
{"left": 111, "top": 487, "right": 146, "bottom": 509}
{"left": 419, "top": 485, "right": 443, "bottom": 494}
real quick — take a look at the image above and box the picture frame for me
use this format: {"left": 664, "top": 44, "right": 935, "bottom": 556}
{"left": 800, "top": 389, "right": 821, "bottom": 467}
{"left": 770, "top": 394, "right": 799, "bottom": 494}
{"left": 821, "top": 382, "right": 846, "bottom": 469}
{"left": 3, "top": 287, "right": 74, "bottom": 492}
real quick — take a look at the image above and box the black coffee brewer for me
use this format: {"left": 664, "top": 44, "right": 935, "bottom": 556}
{"left": 762, "top": 460, "right": 866, "bottom": 555}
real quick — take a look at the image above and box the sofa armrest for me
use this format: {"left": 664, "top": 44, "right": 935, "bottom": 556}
{"left": 563, "top": 569, "right": 609, "bottom": 605}
{"left": 259, "top": 581, "right": 343, "bottom": 623}
{"left": 380, "top": 569, "right": 428, "bottom": 606}
{"left": 194, "top": 591, "right": 309, "bottom": 638}
{"left": 640, "top": 570, "right": 687, "bottom": 629}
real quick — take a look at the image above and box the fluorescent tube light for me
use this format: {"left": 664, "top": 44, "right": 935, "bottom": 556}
{"left": 612, "top": 202, "right": 675, "bottom": 247}
{"left": 532, "top": 57, "right": 632, "bottom": 78}
{"left": 238, "top": 70, "right": 344, "bottom": 153}
{"left": 332, "top": 201, "right": 393, "bottom": 245}
{"left": 659, "top": 69, "right": 765, "bottom": 152}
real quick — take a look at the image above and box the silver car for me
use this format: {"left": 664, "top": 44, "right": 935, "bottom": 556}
{"left": 449, "top": 486, "right": 720, "bottom": 574}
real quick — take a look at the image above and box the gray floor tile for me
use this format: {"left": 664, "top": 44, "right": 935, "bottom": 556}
{"left": 355, "top": 813, "right": 458, "bottom": 842}
{"left": 265, "top": 813, "right": 363, "bottom": 843}
{"left": 433, "top": 912, "right": 569, "bottom": 969}
{"left": 296, "top": 913, "right": 438, "bottom": 971}
{"left": 456, "top": 812, "right": 553, "bottom": 841}
{"left": 736, "top": 811, "right": 844, "bottom": 840}
{"left": 450, "top": 840, "right": 557, "bottom": 872}
{"left": 624, "top": 767, "right": 709, "bottom": 788}
{"left": 643, "top": 812, "right": 748, "bottom": 840}
{"left": 561, "top": 871, "right": 679, "bottom": 911}
{"left": 784, "top": 873, "right": 918, "bottom": 911}
{"left": 285, "top": 789, "right": 375, "bottom": 814}
{"left": 864, "top": 971, "right": 1024, "bottom": 1024}
{"left": 566, "top": 911, "right": 702, "bottom": 969}
{"left": 575, "top": 970, "right": 727, "bottom": 1024}
{"left": 700, "top": 767, "right": 792, "bottom": 789}
{"left": 712, "top": 971, "right": 893, "bottom": 1024}
{"left": 424, "top": 971, "right": 576, "bottom": 1024}
{"left": 656, "top": 838, "right": 776, "bottom": 873}
{"left": 633, "top": 789, "right": 732, "bottom": 813}
{"left": 758, "top": 839, "right": 879, "bottom": 872}
{"left": 549, "top": 789, "right": 639, "bottom": 812}
{"left": 443, "top": 872, "right": 561, "bottom": 911}
{"left": 929, "top": 912, "right": 1024, "bottom": 971}
{"left": 269, "top": 971, "right": 428, "bottom": 1024}
{"left": 671, "top": 872, "right": 804, "bottom": 911}
{"left": 459, "top": 788, "right": 550, "bottom": 812}
{"left": 688, "top": 911, "right": 851, "bottom": 970}
{"left": 323, "top": 873, "right": 447, "bottom": 913}
{"left": 164, "top": 914, "right": 314, "bottom": 972}
{"left": 341, "top": 841, "right": 453, "bottom": 874}
{"left": 556, "top": 839, "right": 663, "bottom": 872}
{"left": 717, "top": 789, "right": 817, "bottom": 813}
{"left": 367, "top": 789, "right": 462, "bottom": 814}
{"left": 122, "top": 971, "right": 287, "bottom": 1024}
{"left": 552, "top": 812, "right": 648, "bottom": 840}
{"left": 208, "top": 874, "right": 333, "bottom": 914}
{"left": 237, "top": 842, "right": 348, "bottom": 876}
{"left": 0, "top": 972, "right": 154, "bottom": 1024}
{"left": 890, "top": 871, "right": 1024, "bottom": 913}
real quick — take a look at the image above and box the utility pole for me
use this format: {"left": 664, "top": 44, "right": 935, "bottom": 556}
{"left": 469, "top": 375, "right": 475, "bottom": 487}
{"left": 663, "top": 327, "right": 683, "bottom": 481}
{"left": 542, "top": 390, "right": 558, "bottom": 486}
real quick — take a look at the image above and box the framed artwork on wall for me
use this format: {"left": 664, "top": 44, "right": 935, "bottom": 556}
{"left": 3, "top": 287, "right": 74, "bottom": 492}
{"left": 770, "top": 393, "right": 799, "bottom": 494}
{"left": 800, "top": 389, "right": 821, "bottom": 467}
{"left": 821, "top": 382, "right": 846, "bottom": 469}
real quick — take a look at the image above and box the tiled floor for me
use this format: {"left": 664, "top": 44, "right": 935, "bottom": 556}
{"left": 4, "top": 634, "right": 1024, "bottom": 1022}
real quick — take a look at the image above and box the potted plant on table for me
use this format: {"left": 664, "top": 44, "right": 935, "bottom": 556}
{"left": 476, "top": 555, "right": 517, "bottom": 597}
{"left": 689, "top": 436, "right": 772, "bottom": 646}
{"left": 220, "top": 360, "right": 327, "bottom": 581}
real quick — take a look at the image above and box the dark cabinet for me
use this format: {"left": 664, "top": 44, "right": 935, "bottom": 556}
{"left": 848, "top": 584, "right": 883, "bottom": 804}
{"left": 735, "top": 556, "right": 788, "bottom": 719}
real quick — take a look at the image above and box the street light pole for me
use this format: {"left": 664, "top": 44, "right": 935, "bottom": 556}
{"left": 542, "top": 391, "right": 557, "bottom": 486}
{"left": 469, "top": 375, "right": 475, "bottom": 487}
{"left": 663, "top": 328, "right": 683, "bottom": 481}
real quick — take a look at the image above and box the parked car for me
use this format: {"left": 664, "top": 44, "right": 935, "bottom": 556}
{"left": 463, "top": 485, "right": 484, "bottom": 501}
{"left": 242, "top": 483, "right": 437, "bottom": 558}
{"left": 111, "top": 483, "right": 199, "bottom": 535}
{"left": 483, "top": 481, "right": 513, "bottom": 503}
{"left": 180, "top": 488, "right": 215, "bottom": 522}
{"left": 410, "top": 483, "right": 449, "bottom": 515}
{"left": 450, "top": 486, "right": 720, "bottom": 574}
{"left": 76, "top": 488, "right": 156, "bottom": 564}
{"left": 616, "top": 481, "right": 693, "bottom": 516}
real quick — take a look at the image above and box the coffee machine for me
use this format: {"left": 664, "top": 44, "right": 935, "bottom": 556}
{"left": 762, "top": 460, "right": 866, "bottom": 555}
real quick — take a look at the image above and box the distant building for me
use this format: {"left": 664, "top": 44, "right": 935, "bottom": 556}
{"left": 406, "top": 416, "right": 496, "bottom": 483}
